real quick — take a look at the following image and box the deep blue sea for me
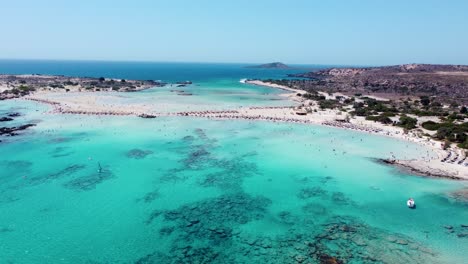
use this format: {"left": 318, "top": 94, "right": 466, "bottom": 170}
{"left": 0, "top": 59, "right": 328, "bottom": 82}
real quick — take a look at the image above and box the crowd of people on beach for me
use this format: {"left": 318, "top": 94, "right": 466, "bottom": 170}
{"left": 248, "top": 106, "right": 294, "bottom": 109}
{"left": 322, "top": 121, "right": 384, "bottom": 134}
{"left": 173, "top": 110, "right": 239, "bottom": 116}
{"left": 59, "top": 110, "right": 133, "bottom": 116}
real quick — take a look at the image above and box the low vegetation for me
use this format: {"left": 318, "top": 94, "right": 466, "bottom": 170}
{"left": 292, "top": 86, "right": 468, "bottom": 148}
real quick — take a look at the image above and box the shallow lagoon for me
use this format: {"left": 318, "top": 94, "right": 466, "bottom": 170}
{"left": 1, "top": 100, "right": 467, "bottom": 263}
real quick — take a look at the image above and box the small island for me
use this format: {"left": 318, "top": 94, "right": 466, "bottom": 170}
{"left": 246, "top": 62, "right": 291, "bottom": 69}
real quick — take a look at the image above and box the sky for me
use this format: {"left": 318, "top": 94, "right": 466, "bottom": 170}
{"left": 1, "top": 0, "right": 468, "bottom": 65}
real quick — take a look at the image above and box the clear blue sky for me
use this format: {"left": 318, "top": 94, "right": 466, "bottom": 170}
{"left": 1, "top": 0, "right": 467, "bottom": 65}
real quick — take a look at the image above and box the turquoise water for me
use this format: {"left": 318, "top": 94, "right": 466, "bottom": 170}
{"left": 0, "top": 100, "right": 467, "bottom": 263}
{"left": 1, "top": 61, "right": 467, "bottom": 263}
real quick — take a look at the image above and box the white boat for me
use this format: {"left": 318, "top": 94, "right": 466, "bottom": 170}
{"left": 407, "top": 199, "right": 416, "bottom": 209}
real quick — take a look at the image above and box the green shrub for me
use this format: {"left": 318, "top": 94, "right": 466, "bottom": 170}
{"left": 398, "top": 115, "right": 418, "bottom": 130}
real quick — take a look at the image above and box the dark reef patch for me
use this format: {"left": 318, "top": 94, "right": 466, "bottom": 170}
{"left": 1, "top": 160, "right": 33, "bottom": 170}
{"left": 0, "top": 227, "right": 14, "bottom": 233}
{"left": 63, "top": 167, "right": 114, "bottom": 191}
{"left": 141, "top": 192, "right": 271, "bottom": 263}
{"left": 159, "top": 168, "right": 189, "bottom": 183}
{"left": 277, "top": 211, "right": 301, "bottom": 225}
{"left": 297, "top": 187, "right": 328, "bottom": 199}
{"left": 182, "top": 145, "right": 210, "bottom": 169}
{"left": 48, "top": 146, "right": 75, "bottom": 158}
{"left": 199, "top": 157, "right": 259, "bottom": 190}
{"left": 48, "top": 137, "right": 74, "bottom": 143}
{"left": 160, "top": 129, "right": 259, "bottom": 187}
{"left": 126, "top": 149, "right": 154, "bottom": 159}
{"left": 182, "top": 135, "right": 195, "bottom": 142}
{"left": 8, "top": 112, "right": 21, "bottom": 117}
{"left": 331, "top": 192, "right": 354, "bottom": 205}
{"left": 304, "top": 216, "right": 438, "bottom": 263}
{"left": 137, "top": 213, "right": 439, "bottom": 263}
{"left": 146, "top": 192, "right": 271, "bottom": 227}
{"left": 0, "top": 117, "right": 14, "bottom": 122}
{"left": 137, "top": 190, "right": 160, "bottom": 203}
{"left": 449, "top": 188, "right": 468, "bottom": 203}
{"left": 302, "top": 202, "right": 329, "bottom": 216}
{"left": 0, "top": 124, "right": 35, "bottom": 137}
{"left": 162, "top": 130, "right": 260, "bottom": 189}
{"left": 29, "top": 164, "right": 86, "bottom": 185}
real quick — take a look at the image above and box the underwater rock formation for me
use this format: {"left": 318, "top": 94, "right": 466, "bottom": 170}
{"left": 297, "top": 187, "right": 328, "bottom": 199}
{"left": 48, "top": 146, "right": 75, "bottom": 158}
{"left": 0, "top": 117, "right": 13, "bottom": 122}
{"left": 141, "top": 192, "right": 272, "bottom": 263}
{"left": 137, "top": 190, "right": 160, "bottom": 203}
{"left": 29, "top": 164, "right": 86, "bottom": 185}
{"left": 126, "top": 149, "right": 154, "bottom": 159}
{"left": 0, "top": 124, "right": 35, "bottom": 136}
{"left": 63, "top": 168, "right": 114, "bottom": 191}
{"left": 449, "top": 188, "right": 468, "bottom": 203}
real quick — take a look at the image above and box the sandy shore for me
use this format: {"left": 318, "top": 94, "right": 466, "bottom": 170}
{"left": 20, "top": 81, "right": 468, "bottom": 180}
{"left": 246, "top": 80, "right": 307, "bottom": 94}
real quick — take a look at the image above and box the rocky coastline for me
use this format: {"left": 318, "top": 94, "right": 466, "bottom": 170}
{"left": 378, "top": 159, "right": 466, "bottom": 180}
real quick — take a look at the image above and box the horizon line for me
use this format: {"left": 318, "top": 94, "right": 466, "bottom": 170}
{"left": 1, "top": 58, "right": 466, "bottom": 68}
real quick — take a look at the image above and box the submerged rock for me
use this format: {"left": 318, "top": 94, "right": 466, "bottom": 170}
{"left": 126, "top": 149, "right": 154, "bottom": 159}
{"left": 63, "top": 168, "right": 114, "bottom": 191}
{"left": 331, "top": 192, "right": 350, "bottom": 205}
{"left": 449, "top": 188, "right": 468, "bottom": 202}
{"left": 48, "top": 146, "right": 75, "bottom": 158}
{"left": 318, "top": 253, "right": 343, "bottom": 264}
{"left": 0, "top": 124, "right": 35, "bottom": 136}
{"left": 137, "top": 190, "right": 160, "bottom": 203}
{"left": 308, "top": 216, "right": 438, "bottom": 263}
{"left": 145, "top": 191, "right": 272, "bottom": 261}
{"left": 297, "top": 187, "right": 327, "bottom": 199}
{"left": 29, "top": 164, "right": 86, "bottom": 185}
{"left": 8, "top": 112, "right": 21, "bottom": 117}
{"left": 0, "top": 227, "right": 14, "bottom": 233}
{"left": 138, "top": 114, "right": 157, "bottom": 119}
{"left": 0, "top": 117, "right": 13, "bottom": 122}
{"left": 302, "top": 202, "right": 328, "bottom": 216}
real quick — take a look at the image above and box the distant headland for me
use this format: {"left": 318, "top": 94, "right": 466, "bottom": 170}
{"left": 246, "top": 62, "right": 291, "bottom": 69}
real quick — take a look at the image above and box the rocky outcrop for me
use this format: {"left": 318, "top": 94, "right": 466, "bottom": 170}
{"left": 0, "top": 117, "right": 13, "bottom": 122}
{"left": 0, "top": 124, "right": 36, "bottom": 136}
{"left": 287, "top": 64, "right": 468, "bottom": 103}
